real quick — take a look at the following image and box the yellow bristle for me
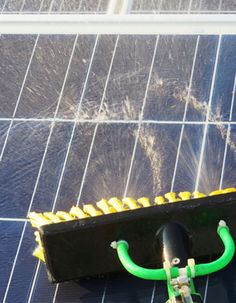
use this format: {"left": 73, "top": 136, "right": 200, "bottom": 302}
{"left": 178, "top": 192, "right": 191, "bottom": 201}
{"left": 209, "top": 190, "right": 224, "bottom": 196}
{"left": 70, "top": 206, "right": 89, "bottom": 219}
{"left": 122, "top": 197, "right": 140, "bottom": 210}
{"left": 96, "top": 199, "right": 115, "bottom": 214}
{"left": 192, "top": 191, "right": 206, "bottom": 199}
{"left": 222, "top": 187, "right": 236, "bottom": 193}
{"left": 154, "top": 196, "right": 165, "bottom": 205}
{"left": 83, "top": 204, "right": 102, "bottom": 217}
{"left": 34, "top": 231, "right": 42, "bottom": 245}
{"left": 28, "top": 212, "right": 51, "bottom": 228}
{"left": 56, "top": 211, "right": 74, "bottom": 221}
{"left": 108, "top": 197, "right": 126, "bottom": 212}
{"left": 43, "top": 212, "right": 61, "bottom": 223}
{"left": 165, "top": 192, "right": 181, "bottom": 202}
{"left": 33, "top": 245, "right": 45, "bottom": 262}
{"left": 137, "top": 197, "right": 151, "bottom": 207}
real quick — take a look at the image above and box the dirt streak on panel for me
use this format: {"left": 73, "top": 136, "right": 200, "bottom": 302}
{"left": 221, "top": 125, "right": 236, "bottom": 188}
{"left": 132, "top": 0, "right": 162, "bottom": 11}
{"left": 78, "top": 123, "right": 138, "bottom": 203}
{"left": 98, "top": 0, "right": 108, "bottom": 12}
{"left": 161, "top": 0, "right": 180, "bottom": 11}
{"left": 221, "top": 0, "right": 236, "bottom": 11}
{"left": 179, "top": 0, "right": 193, "bottom": 11}
{"left": 2, "top": 0, "right": 22, "bottom": 11}
{"left": 79, "top": 0, "right": 101, "bottom": 12}
{"left": 144, "top": 35, "right": 197, "bottom": 121}
{"left": 186, "top": 36, "right": 218, "bottom": 121}
{"left": 0, "top": 35, "right": 36, "bottom": 118}
{"left": 211, "top": 36, "right": 236, "bottom": 121}
{"left": 56, "top": 35, "right": 96, "bottom": 119}
{"left": 40, "top": 0, "right": 52, "bottom": 11}
{"left": 199, "top": 0, "right": 222, "bottom": 10}
{"left": 99, "top": 35, "right": 156, "bottom": 120}
{"left": 78, "top": 35, "right": 118, "bottom": 120}
{"left": 21, "top": 0, "right": 42, "bottom": 11}
{"left": 59, "top": 0, "right": 82, "bottom": 12}
{"left": 124, "top": 124, "right": 181, "bottom": 198}
{"left": 15, "top": 35, "right": 75, "bottom": 118}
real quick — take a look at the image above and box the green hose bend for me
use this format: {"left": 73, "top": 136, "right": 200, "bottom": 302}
{"left": 195, "top": 221, "right": 235, "bottom": 276}
{"left": 113, "top": 221, "right": 235, "bottom": 280}
{"left": 115, "top": 240, "right": 179, "bottom": 280}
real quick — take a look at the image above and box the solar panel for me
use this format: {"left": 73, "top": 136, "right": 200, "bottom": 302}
{"left": 0, "top": 1, "right": 236, "bottom": 303}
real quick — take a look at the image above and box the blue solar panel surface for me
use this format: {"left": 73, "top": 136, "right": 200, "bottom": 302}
{"left": 1, "top": 1, "right": 236, "bottom": 303}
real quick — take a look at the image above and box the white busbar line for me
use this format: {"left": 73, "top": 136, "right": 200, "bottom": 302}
{"left": 0, "top": 14, "right": 236, "bottom": 34}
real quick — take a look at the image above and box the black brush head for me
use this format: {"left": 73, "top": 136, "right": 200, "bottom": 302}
{"left": 38, "top": 192, "right": 236, "bottom": 283}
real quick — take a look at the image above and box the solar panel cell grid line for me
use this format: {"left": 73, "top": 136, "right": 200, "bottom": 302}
{"left": 123, "top": 35, "right": 159, "bottom": 197}
{"left": 1, "top": 2, "right": 235, "bottom": 302}
{"left": 39, "top": 0, "right": 53, "bottom": 12}
{"left": 51, "top": 35, "right": 117, "bottom": 302}
{"left": 37, "top": 32, "right": 118, "bottom": 302}
{"left": 194, "top": 35, "right": 222, "bottom": 301}
{"left": 0, "top": 35, "right": 40, "bottom": 160}
{"left": 0, "top": 1, "right": 71, "bottom": 153}
{"left": 28, "top": 34, "right": 101, "bottom": 302}
{"left": 149, "top": 281, "right": 157, "bottom": 303}
{"left": 2, "top": 0, "right": 43, "bottom": 12}
{"left": 51, "top": 34, "right": 158, "bottom": 303}
{"left": 210, "top": 36, "right": 236, "bottom": 121}
{"left": 79, "top": 0, "right": 102, "bottom": 12}
{"left": 195, "top": 35, "right": 222, "bottom": 191}
{"left": 100, "top": 278, "right": 108, "bottom": 303}
{"left": 0, "top": 222, "right": 25, "bottom": 301}
{"left": 2, "top": 34, "right": 96, "bottom": 302}
{"left": 21, "top": 0, "right": 43, "bottom": 12}
{"left": 52, "top": 36, "right": 228, "bottom": 303}
{"left": 0, "top": 33, "right": 233, "bottom": 303}
{"left": 219, "top": 74, "right": 236, "bottom": 189}
{"left": 1, "top": 117, "right": 236, "bottom": 125}
{"left": 52, "top": 34, "right": 131, "bottom": 303}
{"left": 143, "top": 35, "right": 204, "bottom": 121}
{"left": 198, "top": 42, "right": 236, "bottom": 303}
{"left": 0, "top": 217, "right": 28, "bottom": 221}
{"left": 0, "top": 2, "right": 68, "bottom": 302}
{"left": 75, "top": 37, "right": 120, "bottom": 205}
{"left": 1, "top": 0, "right": 21, "bottom": 11}
{"left": 28, "top": 44, "right": 78, "bottom": 302}
{"left": 78, "top": 36, "right": 157, "bottom": 121}
{"left": 185, "top": 35, "right": 219, "bottom": 121}
{"left": 202, "top": 75, "right": 236, "bottom": 303}
{"left": 170, "top": 35, "right": 200, "bottom": 191}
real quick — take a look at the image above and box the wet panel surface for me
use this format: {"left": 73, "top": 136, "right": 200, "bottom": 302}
{"left": 1, "top": 5, "right": 236, "bottom": 302}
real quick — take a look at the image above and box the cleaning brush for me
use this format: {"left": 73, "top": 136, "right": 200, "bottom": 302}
{"left": 28, "top": 188, "right": 236, "bottom": 302}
